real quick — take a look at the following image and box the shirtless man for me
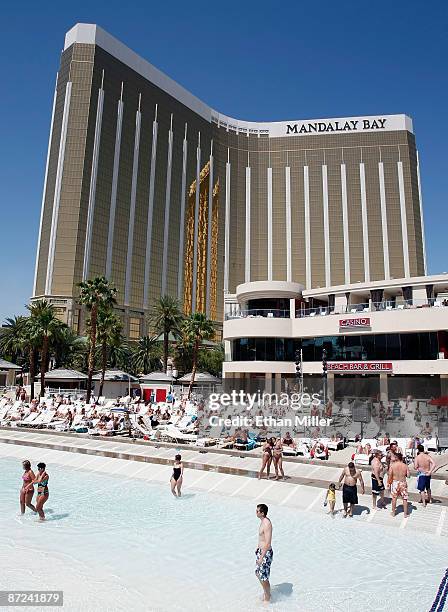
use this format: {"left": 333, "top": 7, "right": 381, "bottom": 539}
{"left": 420, "top": 421, "right": 433, "bottom": 437}
{"left": 414, "top": 444, "right": 436, "bottom": 506}
{"left": 338, "top": 462, "right": 365, "bottom": 517}
{"left": 371, "top": 450, "right": 386, "bottom": 509}
{"left": 389, "top": 452, "right": 410, "bottom": 518}
{"left": 255, "top": 503, "right": 273, "bottom": 602}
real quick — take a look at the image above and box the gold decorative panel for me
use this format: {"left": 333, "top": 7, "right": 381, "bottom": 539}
{"left": 183, "top": 162, "right": 219, "bottom": 319}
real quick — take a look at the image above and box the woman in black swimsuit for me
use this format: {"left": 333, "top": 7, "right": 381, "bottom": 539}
{"left": 170, "top": 454, "right": 184, "bottom": 497}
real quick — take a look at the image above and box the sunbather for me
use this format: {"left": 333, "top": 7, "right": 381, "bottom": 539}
{"left": 258, "top": 439, "right": 274, "bottom": 480}
{"left": 414, "top": 444, "right": 435, "bottom": 506}
{"left": 370, "top": 450, "right": 386, "bottom": 509}
{"left": 389, "top": 453, "right": 410, "bottom": 518}
{"left": 338, "top": 462, "right": 365, "bottom": 518}
{"left": 26, "top": 462, "right": 49, "bottom": 521}
{"left": 20, "top": 460, "right": 36, "bottom": 514}
{"left": 170, "top": 454, "right": 184, "bottom": 497}
{"left": 282, "top": 432, "right": 296, "bottom": 448}
{"left": 272, "top": 438, "right": 284, "bottom": 480}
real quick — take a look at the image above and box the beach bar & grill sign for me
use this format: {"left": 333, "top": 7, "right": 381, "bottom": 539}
{"left": 328, "top": 362, "right": 393, "bottom": 372}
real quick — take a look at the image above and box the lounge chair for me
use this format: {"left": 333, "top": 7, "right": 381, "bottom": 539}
{"left": 0, "top": 405, "right": 10, "bottom": 423}
{"left": 282, "top": 444, "right": 299, "bottom": 456}
{"left": 163, "top": 425, "right": 197, "bottom": 444}
{"left": 32, "top": 410, "right": 56, "bottom": 428}
{"left": 320, "top": 437, "right": 345, "bottom": 451}
{"left": 17, "top": 412, "right": 40, "bottom": 427}
{"left": 423, "top": 437, "right": 438, "bottom": 452}
{"left": 234, "top": 436, "right": 257, "bottom": 451}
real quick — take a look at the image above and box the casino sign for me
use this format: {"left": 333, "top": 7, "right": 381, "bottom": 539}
{"left": 339, "top": 317, "right": 371, "bottom": 330}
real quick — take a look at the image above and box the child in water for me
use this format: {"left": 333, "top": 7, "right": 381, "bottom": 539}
{"left": 324, "top": 483, "right": 336, "bottom": 516}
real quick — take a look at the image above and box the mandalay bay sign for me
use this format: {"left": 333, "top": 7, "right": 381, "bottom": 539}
{"left": 286, "top": 117, "right": 387, "bottom": 135}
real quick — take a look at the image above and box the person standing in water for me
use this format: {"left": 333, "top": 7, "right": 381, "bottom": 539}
{"left": 338, "top": 461, "right": 365, "bottom": 517}
{"left": 255, "top": 503, "right": 273, "bottom": 603}
{"left": 272, "top": 437, "right": 285, "bottom": 480}
{"left": 170, "top": 454, "right": 184, "bottom": 497}
{"left": 20, "top": 460, "right": 36, "bottom": 514}
{"left": 258, "top": 438, "right": 273, "bottom": 480}
{"left": 27, "top": 462, "right": 49, "bottom": 521}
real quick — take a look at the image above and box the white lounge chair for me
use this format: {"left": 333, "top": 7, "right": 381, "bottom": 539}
{"left": 17, "top": 412, "right": 39, "bottom": 427}
{"left": 0, "top": 405, "right": 10, "bottom": 423}
{"left": 39, "top": 410, "right": 57, "bottom": 428}
{"left": 423, "top": 437, "right": 438, "bottom": 452}
{"left": 163, "top": 425, "right": 197, "bottom": 444}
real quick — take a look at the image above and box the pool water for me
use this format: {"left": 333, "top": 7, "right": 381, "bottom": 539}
{"left": 1, "top": 456, "right": 447, "bottom": 612}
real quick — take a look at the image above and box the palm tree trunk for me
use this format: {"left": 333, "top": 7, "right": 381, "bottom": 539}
{"left": 40, "top": 335, "right": 49, "bottom": 397}
{"left": 86, "top": 305, "right": 97, "bottom": 402}
{"left": 99, "top": 343, "right": 107, "bottom": 397}
{"left": 29, "top": 348, "right": 36, "bottom": 400}
{"left": 188, "top": 339, "right": 199, "bottom": 399}
{"left": 163, "top": 329, "right": 168, "bottom": 373}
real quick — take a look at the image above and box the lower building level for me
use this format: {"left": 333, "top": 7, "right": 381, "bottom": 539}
{"left": 222, "top": 274, "right": 448, "bottom": 401}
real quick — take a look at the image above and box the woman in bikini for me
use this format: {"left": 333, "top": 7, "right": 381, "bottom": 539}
{"left": 27, "top": 462, "right": 49, "bottom": 521}
{"left": 258, "top": 439, "right": 274, "bottom": 480}
{"left": 272, "top": 438, "right": 285, "bottom": 480}
{"left": 170, "top": 454, "right": 184, "bottom": 497}
{"left": 20, "top": 460, "right": 36, "bottom": 514}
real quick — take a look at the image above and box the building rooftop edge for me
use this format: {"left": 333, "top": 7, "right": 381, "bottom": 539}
{"left": 302, "top": 273, "right": 448, "bottom": 297}
{"left": 64, "top": 23, "right": 414, "bottom": 135}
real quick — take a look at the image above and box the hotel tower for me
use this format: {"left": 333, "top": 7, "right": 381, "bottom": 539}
{"left": 33, "top": 23, "right": 427, "bottom": 339}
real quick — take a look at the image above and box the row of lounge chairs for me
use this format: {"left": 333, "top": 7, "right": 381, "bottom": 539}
{"left": 352, "top": 436, "right": 439, "bottom": 465}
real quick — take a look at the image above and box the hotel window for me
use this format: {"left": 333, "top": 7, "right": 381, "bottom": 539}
{"left": 72, "top": 310, "right": 80, "bottom": 334}
{"left": 129, "top": 317, "right": 141, "bottom": 340}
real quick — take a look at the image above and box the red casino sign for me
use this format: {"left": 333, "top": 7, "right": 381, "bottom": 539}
{"left": 339, "top": 317, "right": 371, "bottom": 329}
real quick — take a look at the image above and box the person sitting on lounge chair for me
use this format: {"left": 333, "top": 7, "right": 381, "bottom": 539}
{"left": 282, "top": 432, "right": 296, "bottom": 449}
{"left": 420, "top": 422, "right": 433, "bottom": 437}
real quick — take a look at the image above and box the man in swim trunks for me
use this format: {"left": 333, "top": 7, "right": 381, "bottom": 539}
{"left": 414, "top": 444, "right": 435, "bottom": 507}
{"left": 338, "top": 461, "right": 365, "bottom": 517}
{"left": 371, "top": 450, "right": 386, "bottom": 509}
{"left": 389, "top": 452, "right": 410, "bottom": 518}
{"left": 255, "top": 503, "right": 273, "bottom": 602}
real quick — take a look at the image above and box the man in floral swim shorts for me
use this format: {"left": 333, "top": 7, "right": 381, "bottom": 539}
{"left": 255, "top": 503, "right": 273, "bottom": 602}
{"left": 389, "top": 452, "right": 410, "bottom": 518}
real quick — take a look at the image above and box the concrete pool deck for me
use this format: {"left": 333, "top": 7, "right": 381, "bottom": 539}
{"left": 1, "top": 429, "right": 448, "bottom": 538}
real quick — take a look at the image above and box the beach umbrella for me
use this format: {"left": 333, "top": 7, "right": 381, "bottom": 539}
{"left": 429, "top": 397, "right": 448, "bottom": 406}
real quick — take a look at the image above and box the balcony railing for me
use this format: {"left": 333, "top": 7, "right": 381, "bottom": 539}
{"left": 296, "top": 299, "right": 448, "bottom": 318}
{"left": 225, "top": 308, "right": 291, "bottom": 320}
{"left": 225, "top": 299, "right": 448, "bottom": 321}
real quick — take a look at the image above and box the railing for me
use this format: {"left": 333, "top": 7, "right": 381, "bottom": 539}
{"left": 296, "top": 299, "right": 448, "bottom": 318}
{"left": 225, "top": 300, "right": 448, "bottom": 321}
{"left": 225, "top": 308, "right": 291, "bottom": 320}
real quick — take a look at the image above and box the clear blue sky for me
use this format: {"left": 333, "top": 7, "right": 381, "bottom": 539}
{"left": 1, "top": 1, "right": 447, "bottom": 319}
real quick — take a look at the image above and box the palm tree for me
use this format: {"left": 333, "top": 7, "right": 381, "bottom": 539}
{"left": 53, "top": 327, "right": 88, "bottom": 371}
{"left": 78, "top": 276, "right": 117, "bottom": 402}
{"left": 95, "top": 309, "right": 123, "bottom": 397}
{"left": 198, "top": 343, "right": 224, "bottom": 378}
{"left": 131, "top": 335, "right": 162, "bottom": 375}
{"left": 182, "top": 313, "right": 215, "bottom": 398}
{"left": 147, "top": 296, "right": 184, "bottom": 372}
{"left": 27, "top": 300, "right": 65, "bottom": 397}
{"left": 0, "top": 316, "right": 29, "bottom": 386}
{"left": 0, "top": 316, "right": 26, "bottom": 362}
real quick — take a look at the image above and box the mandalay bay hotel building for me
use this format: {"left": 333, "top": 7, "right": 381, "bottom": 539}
{"left": 34, "top": 24, "right": 448, "bottom": 399}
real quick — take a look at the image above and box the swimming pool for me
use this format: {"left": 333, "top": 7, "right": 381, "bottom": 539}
{"left": 1, "top": 456, "right": 447, "bottom": 612}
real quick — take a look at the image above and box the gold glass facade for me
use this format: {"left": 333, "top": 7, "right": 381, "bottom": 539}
{"left": 33, "top": 25, "right": 426, "bottom": 338}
